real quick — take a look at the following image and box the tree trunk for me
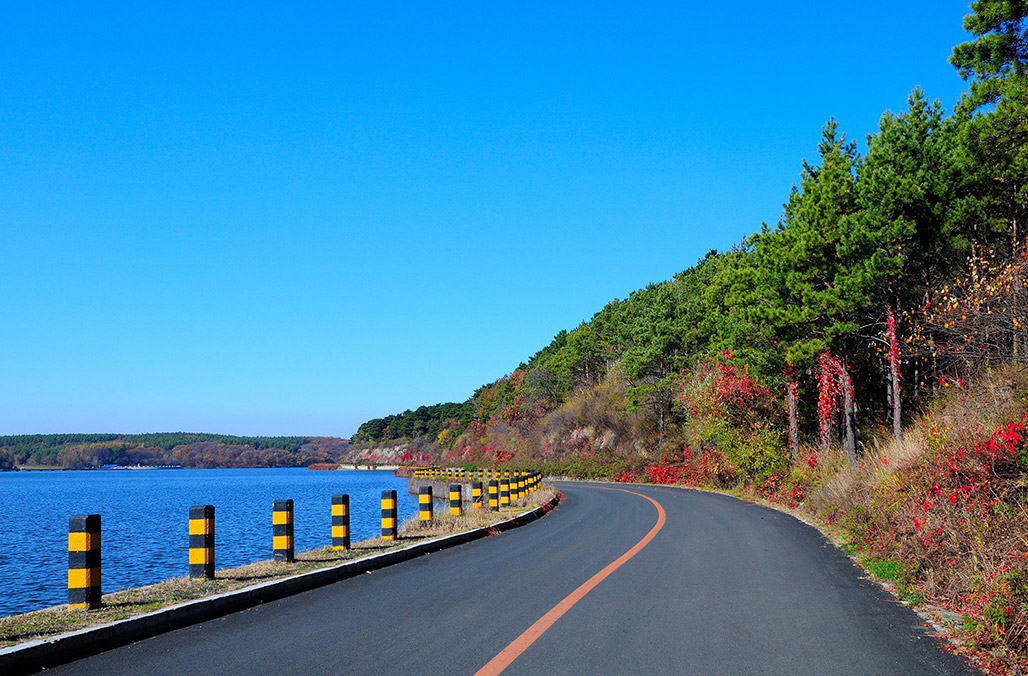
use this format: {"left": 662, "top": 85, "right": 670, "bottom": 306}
{"left": 886, "top": 305, "right": 903, "bottom": 443}
{"left": 659, "top": 392, "right": 665, "bottom": 443}
{"left": 929, "top": 334, "right": 938, "bottom": 396}
{"left": 818, "top": 357, "right": 834, "bottom": 454}
{"left": 840, "top": 361, "right": 856, "bottom": 465}
{"left": 786, "top": 379, "right": 799, "bottom": 459}
{"left": 890, "top": 355, "right": 902, "bottom": 443}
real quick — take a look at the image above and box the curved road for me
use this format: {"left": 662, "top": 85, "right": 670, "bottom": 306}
{"left": 37, "top": 483, "right": 978, "bottom": 675}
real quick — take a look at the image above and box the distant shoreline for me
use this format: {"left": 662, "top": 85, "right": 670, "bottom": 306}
{"left": 310, "top": 464, "right": 399, "bottom": 471}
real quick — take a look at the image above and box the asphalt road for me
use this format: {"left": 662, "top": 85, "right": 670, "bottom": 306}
{"left": 37, "top": 483, "right": 979, "bottom": 675}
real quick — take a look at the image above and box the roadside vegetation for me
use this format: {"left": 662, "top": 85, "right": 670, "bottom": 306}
{"left": 350, "top": 4, "right": 1028, "bottom": 672}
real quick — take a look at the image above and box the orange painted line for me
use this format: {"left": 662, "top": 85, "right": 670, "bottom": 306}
{"left": 473, "top": 488, "right": 666, "bottom": 676}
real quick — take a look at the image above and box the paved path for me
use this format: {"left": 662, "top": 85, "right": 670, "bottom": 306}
{"left": 37, "top": 483, "right": 979, "bottom": 675}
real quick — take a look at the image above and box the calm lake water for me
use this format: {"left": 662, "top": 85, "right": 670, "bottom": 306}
{"left": 0, "top": 468, "right": 417, "bottom": 617}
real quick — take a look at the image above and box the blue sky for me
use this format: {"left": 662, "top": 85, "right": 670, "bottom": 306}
{"left": 1, "top": 2, "right": 974, "bottom": 437}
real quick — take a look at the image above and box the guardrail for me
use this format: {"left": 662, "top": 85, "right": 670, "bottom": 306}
{"left": 411, "top": 466, "right": 542, "bottom": 493}
{"left": 62, "top": 470, "right": 547, "bottom": 613}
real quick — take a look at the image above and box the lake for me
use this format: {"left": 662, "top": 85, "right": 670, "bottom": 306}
{"left": 0, "top": 468, "right": 417, "bottom": 617}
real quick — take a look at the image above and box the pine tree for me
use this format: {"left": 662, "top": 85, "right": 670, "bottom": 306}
{"left": 951, "top": 1, "right": 1028, "bottom": 254}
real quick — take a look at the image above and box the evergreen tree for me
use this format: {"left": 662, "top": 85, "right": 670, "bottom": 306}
{"left": 757, "top": 120, "right": 866, "bottom": 461}
{"left": 951, "top": 1, "right": 1028, "bottom": 253}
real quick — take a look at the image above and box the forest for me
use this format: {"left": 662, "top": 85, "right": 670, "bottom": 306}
{"left": 354, "top": 5, "right": 1028, "bottom": 668}
{"left": 0, "top": 433, "right": 349, "bottom": 470}
{"left": 350, "top": 402, "right": 472, "bottom": 446}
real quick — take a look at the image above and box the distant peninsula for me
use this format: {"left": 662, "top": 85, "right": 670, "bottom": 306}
{"left": 0, "top": 433, "right": 350, "bottom": 470}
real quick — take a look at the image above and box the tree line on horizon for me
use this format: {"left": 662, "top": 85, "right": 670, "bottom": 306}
{"left": 0, "top": 433, "right": 350, "bottom": 470}
{"left": 352, "top": 2, "right": 1028, "bottom": 479}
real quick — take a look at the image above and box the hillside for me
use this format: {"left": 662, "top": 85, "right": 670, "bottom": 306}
{"left": 356, "top": 2, "right": 1028, "bottom": 477}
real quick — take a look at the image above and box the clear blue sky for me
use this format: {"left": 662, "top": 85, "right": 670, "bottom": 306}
{"left": 1, "top": 2, "right": 974, "bottom": 437}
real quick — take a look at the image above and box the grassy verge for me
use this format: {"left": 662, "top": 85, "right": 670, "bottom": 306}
{"left": 0, "top": 484, "right": 557, "bottom": 650}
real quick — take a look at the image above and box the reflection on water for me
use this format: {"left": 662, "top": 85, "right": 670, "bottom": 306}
{"left": 0, "top": 468, "right": 416, "bottom": 617}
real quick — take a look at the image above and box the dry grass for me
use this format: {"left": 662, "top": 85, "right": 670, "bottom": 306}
{"left": 799, "top": 365, "right": 1028, "bottom": 673}
{"left": 0, "top": 483, "right": 556, "bottom": 649}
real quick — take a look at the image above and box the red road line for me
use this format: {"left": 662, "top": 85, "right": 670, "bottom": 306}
{"left": 473, "top": 488, "right": 667, "bottom": 676}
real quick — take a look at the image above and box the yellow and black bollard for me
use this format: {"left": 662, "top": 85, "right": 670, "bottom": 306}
{"left": 273, "top": 500, "right": 294, "bottom": 563}
{"left": 419, "top": 486, "right": 433, "bottom": 528}
{"left": 488, "top": 479, "right": 499, "bottom": 511}
{"left": 472, "top": 481, "right": 484, "bottom": 509}
{"left": 517, "top": 473, "right": 526, "bottom": 501}
{"left": 449, "top": 484, "right": 463, "bottom": 516}
{"left": 332, "top": 494, "right": 350, "bottom": 550}
{"left": 68, "top": 514, "right": 101, "bottom": 611}
{"left": 500, "top": 479, "right": 510, "bottom": 507}
{"left": 381, "top": 490, "right": 397, "bottom": 540}
{"left": 189, "top": 505, "right": 215, "bottom": 580}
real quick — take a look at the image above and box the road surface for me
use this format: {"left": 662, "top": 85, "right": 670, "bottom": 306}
{"left": 37, "top": 482, "right": 978, "bottom": 675}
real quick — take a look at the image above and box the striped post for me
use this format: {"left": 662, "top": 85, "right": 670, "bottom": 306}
{"left": 68, "top": 514, "right": 101, "bottom": 611}
{"left": 472, "top": 481, "right": 484, "bottom": 509}
{"left": 449, "top": 484, "right": 463, "bottom": 516}
{"left": 273, "top": 500, "right": 294, "bottom": 563}
{"left": 419, "top": 486, "right": 433, "bottom": 528}
{"left": 488, "top": 480, "right": 499, "bottom": 511}
{"left": 517, "top": 473, "right": 526, "bottom": 500}
{"left": 500, "top": 479, "right": 510, "bottom": 507}
{"left": 381, "top": 490, "right": 397, "bottom": 540}
{"left": 332, "top": 494, "right": 350, "bottom": 550}
{"left": 188, "top": 505, "right": 215, "bottom": 580}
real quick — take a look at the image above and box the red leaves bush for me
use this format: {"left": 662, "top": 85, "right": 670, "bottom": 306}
{"left": 846, "top": 415, "right": 1028, "bottom": 657}
{"left": 680, "top": 352, "right": 773, "bottom": 426}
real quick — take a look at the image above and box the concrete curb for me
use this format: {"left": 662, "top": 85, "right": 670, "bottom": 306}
{"left": 0, "top": 492, "right": 561, "bottom": 676}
